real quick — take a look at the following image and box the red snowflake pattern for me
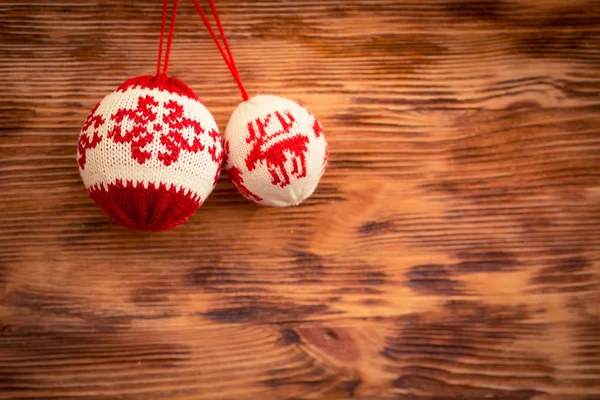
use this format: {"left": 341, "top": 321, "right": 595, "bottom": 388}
{"left": 78, "top": 103, "right": 105, "bottom": 169}
{"left": 89, "top": 94, "right": 220, "bottom": 172}
{"left": 206, "top": 127, "right": 222, "bottom": 163}
{"left": 158, "top": 100, "right": 208, "bottom": 166}
{"left": 109, "top": 95, "right": 158, "bottom": 164}
{"left": 245, "top": 110, "right": 309, "bottom": 188}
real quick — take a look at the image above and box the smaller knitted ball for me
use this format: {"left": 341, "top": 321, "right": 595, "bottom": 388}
{"left": 223, "top": 95, "right": 328, "bottom": 207}
{"left": 77, "top": 75, "right": 222, "bottom": 231}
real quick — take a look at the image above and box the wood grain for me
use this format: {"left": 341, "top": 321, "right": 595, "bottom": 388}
{"left": 1, "top": 0, "right": 600, "bottom": 398}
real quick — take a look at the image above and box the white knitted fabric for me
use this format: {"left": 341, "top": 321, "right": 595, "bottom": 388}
{"left": 224, "top": 95, "right": 328, "bottom": 207}
{"left": 78, "top": 81, "right": 222, "bottom": 202}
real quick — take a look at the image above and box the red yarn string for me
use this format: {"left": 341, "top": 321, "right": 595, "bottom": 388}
{"left": 162, "top": 0, "right": 179, "bottom": 76}
{"left": 156, "top": 0, "right": 169, "bottom": 76}
{"left": 191, "top": 0, "right": 230, "bottom": 70}
{"left": 208, "top": 0, "right": 238, "bottom": 79}
{"left": 191, "top": 0, "right": 249, "bottom": 101}
{"left": 156, "top": 0, "right": 180, "bottom": 77}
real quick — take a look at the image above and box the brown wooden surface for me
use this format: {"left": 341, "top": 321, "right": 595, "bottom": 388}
{"left": 1, "top": 0, "right": 600, "bottom": 399}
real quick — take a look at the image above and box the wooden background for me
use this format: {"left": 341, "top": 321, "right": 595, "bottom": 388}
{"left": 1, "top": 0, "right": 600, "bottom": 399}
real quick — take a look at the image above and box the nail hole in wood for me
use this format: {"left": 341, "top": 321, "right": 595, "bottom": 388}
{"left": 324, "top": 328, "right": 339, "bottom": 341}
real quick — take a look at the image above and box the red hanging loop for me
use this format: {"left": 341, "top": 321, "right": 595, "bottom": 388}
{"left": 156, "top": 0, "right": 169, "bottom": 76}
{"left": 162, "top": 0, "right": 180, "bottom": 76}
{"left": 207, "top": 0, "right": 239, "bottom": 78}
{"left": 191, "top": 0, "right": 250, "bottom": 101}
{"left": 156, "top": 0, "right": 180, "bottom": 77}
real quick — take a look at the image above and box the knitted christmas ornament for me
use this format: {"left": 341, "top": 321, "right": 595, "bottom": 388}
{"left": 192, "top": 0, "right": 328, "bottom": 207}
{"left": 77, "top": 0, "right": 222, "bottom": 231}
{"left": 223, "top": 95, "right": 327, "bottom": 206}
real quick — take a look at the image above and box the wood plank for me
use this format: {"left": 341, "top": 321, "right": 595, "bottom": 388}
{"left": 1, "top": 0, "right": 599, "bottom": 398}
{"left": 1, "top": 307, "right": 599, "bottom": 399}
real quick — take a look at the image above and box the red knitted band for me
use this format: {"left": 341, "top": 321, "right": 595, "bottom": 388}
{"left": 116, "top": 75, "right": 201, "bottom": 101}
{"left": 88, "top": 180, "right": 202, "bottom": 232}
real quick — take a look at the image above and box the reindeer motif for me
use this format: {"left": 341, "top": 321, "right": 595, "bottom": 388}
{"left": 109, "top": 95, "right": 158, "bottom": 165}
{"left": 302, "top": 104, "right": 327, "bottom": 169}
{"left": 224, "top": 140, "right": 262, "bottom": 202}
{"left": 312, "top": 117, "right": 327, "bottom": 169}
{"left": 77, "top": 103, "right": 105, "bottom": 169}
{"left": 312, "top": 117, "right": 323, "bottom": 138}
{"left": 245, "top": 110, "right": 309, "bottom": 188}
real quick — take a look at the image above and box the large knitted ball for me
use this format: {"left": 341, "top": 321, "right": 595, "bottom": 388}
{"left": 77, "top": 75, "right": 222, "bottom": 231}
{"left": 223, "top": 95, "right": 328, "bottom": 207}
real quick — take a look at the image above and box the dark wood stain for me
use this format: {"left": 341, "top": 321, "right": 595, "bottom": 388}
{"left": 407, "top": 253, "right": 520, "bottom": 292}
{"left": 530, "top": 256, "right": 596, "bottom": 292}
{"left": 455, "top": 259, "right": 518, "bottom": 273}
{"left": 332, "top": 287, "right": 383, "bottom": 295}
{"left": 203, "top": 296, "right": 330, "bottom": 324}
{"left": 279, "top": 328, "right": 302, "bottom": 345}
{"left": 361, "top": 298, "right": 389, "bottom": 306}
{"left": 0, "top": 256, "right": 12, "bottom": 285}
{"left": 443, "top": 300, "right": 531, "bottom": 326}
{"left": 383, "top": 302, "right": 556, "bottom": 399}
{"left": 393, "top": 375, "right": 544, "bottom": 400}
{"left": 405, "top": 264, "right": 465, "bottom": 295}
{"left": 130, "top": 287, "right": 173, "bottom": 304}
{"left": 1, "top": 0, "right": 599, "bottom": 398}
{"left": 185, "top": 264, "right": 231, "bottom": 287}
{"left": 297, "top": 327, "right": 360, "bottom": 363}
{"left": 443, "top": 0, "right": 512, "bottom": 20}
{"left": 359, "top": 220, "right": 394, "bottom": 235}
{"left": 507, "top": 100, "right": 542, "bottom": 110}
{"left": 358, "top": 278, "right": 386, "bottom": 285}
{"left": 290, "top": 250, "right": 326, "bottom": 281}
{"left": 341, "top": 376, "right": 362, "bottom": 398}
